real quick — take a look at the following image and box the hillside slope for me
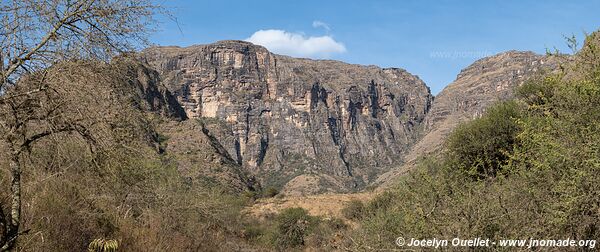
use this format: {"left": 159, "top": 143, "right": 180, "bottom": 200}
{"left": 376, "top": 51, "right": 561, "bottom": 186}
{"left": 350, "top": 32, "right": 600, "bottom": 251}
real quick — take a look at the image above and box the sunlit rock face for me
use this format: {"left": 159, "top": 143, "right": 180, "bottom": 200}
{"left": 141, "top": 40, "right": 432, "bottom": 192}
{"left": 417, "top": 51, "right": 560, "bottom": 156}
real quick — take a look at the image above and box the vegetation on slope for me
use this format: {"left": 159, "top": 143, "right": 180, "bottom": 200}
{"left": 4, "top": 37, "right": 598, "bottom": 252}
{"left": 2, "top": 2, "right": 598, "bottom": 250}
{"left": 347, "top": 32, "right": 600, "bottom": 250}
{"left": 0, "top": 61, "right": 254, "bottom": 251}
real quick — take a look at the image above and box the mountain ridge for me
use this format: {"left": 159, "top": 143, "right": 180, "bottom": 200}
{"left": 376, "top": 50, "right": 562, "bottom": 186}
{"left": 136, "top": 40, "right": 562, "bottom": 193}
{"left": 140, "top": 40, "right": 432, "bottom": 194}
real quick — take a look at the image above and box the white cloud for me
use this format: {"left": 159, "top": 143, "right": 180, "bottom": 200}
{"left": 245, "top": 29, "right": 346, "bottom": 58}
{"left": 312, "top": 20, "right": 330, "bottom": 31}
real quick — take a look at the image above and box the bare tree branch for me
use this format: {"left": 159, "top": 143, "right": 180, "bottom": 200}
{"left": 0, "top": 1, "right": 162, "bottom": 249}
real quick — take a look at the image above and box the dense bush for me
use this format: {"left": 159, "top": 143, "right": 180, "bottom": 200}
{"left": 4, "top": 131, "right": 251, "bottom": 251}
{"left": 275, "top": 207, "right": 318, "bottom": 248}
{"left": 0, "top": 62, "right": 253, "bottom": 251}
{"left": 305, "top": 217, "right": 349, "bottom": 249}
{"left": 445, "top": 100, "right": 521, "bottom": 178}
{"left": 240, "top": 208, "right": 349, "bottom": 250}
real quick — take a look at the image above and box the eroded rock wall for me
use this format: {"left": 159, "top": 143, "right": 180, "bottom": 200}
{"left": 142, "top": 41, "right": 432, "bottom": 192}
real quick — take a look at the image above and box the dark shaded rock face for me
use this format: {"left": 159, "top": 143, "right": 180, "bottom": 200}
{"left": 141, "top": 41, "right": 432, "bottom": 193}
{"left": 114, "top": 58, "right": 188, "bottom": 121}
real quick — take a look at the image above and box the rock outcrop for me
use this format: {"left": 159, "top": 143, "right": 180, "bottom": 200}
{"left": 141, "top": 41, "right": 433, "bottom": 193}
{"left": 113, "top": 57, "right": 188, "bottom": 121}
{"left": 376, "top": 51, "right": 561, "bottom": 186}
{"left": 112, "top": 58, "right": 257, "bottom": 192}
{"left": 135, "top": 41, "right": 564, "bottom": 192}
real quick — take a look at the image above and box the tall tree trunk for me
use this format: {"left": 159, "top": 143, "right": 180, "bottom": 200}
{"left": 0, "top": 153, "right": 21, "bottom": 251}
{"left": 8, "top": 154, "right": 20, "bottom": 232}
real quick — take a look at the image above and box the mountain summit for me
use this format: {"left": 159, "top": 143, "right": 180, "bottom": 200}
{"left": 141, "top": 40, "right": 433, "bottom": 194}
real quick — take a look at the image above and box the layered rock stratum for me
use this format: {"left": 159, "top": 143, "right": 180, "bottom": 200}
{"left": 133, "top": 41, "right": 561, "bottom": 193}
{"left": 141, "top": 41, "right": 433, "bottom": 193}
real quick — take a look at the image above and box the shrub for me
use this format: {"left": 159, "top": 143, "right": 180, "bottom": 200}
{"left": 305, "top": 217, "right": 348, "bottom": 249}
{"left": 342, "top": 200, "right": 366, "bottom": 220}
{"left": 445, "top": 100, "right": 521, "bottom": 178}
{"left": 349, "top": 32, "right": 600, "bottom": 251}
{"left": 263, "top": 187, "right": 279, "bottom": 198}
{"left": 275, "top": 208, "right": 317, "bottom": 248}
{"left": 367, "top": 191, "right": 395, "bottom": 213}
{"left": 242, "top": 190, "right": 259, "bottom": 201}
{"left": 516, "top": 77, "right": 557, "bottom": 106}
{"left": 324, "top": 217, "right": 348, "bottom": 230}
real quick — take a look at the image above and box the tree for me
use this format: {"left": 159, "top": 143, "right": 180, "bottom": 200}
{"left": 0, "top": 1, "right": 160, "bottom": 250}
{"left": 445, "top": 101, "right": 521, "bottom": 179}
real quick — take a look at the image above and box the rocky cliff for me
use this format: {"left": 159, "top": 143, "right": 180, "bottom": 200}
{"left": 141, "top": 41, "right": 433, "bottom": 193}
{"left": 113, "top": 57, "right": 188, "bottom": 121}
{"left": 376, "top": 51, "right": 561, "bottom": 186}
{"left": 113, "top": 58, "right": 255, "bottom": 192}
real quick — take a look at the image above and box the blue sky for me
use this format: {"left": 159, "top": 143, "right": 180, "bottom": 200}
{"left": 151, "top": 0, "right": 600, "bottom": 94}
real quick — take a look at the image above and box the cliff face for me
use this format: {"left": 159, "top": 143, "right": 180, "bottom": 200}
{"left": 113, "top": 58, "right": 188, "bottom": 121}
{"left": 376, "top": 51, "right": 561, "bottom": 186}
{"left": 141, "top": 41, "right": 432, "bottom": 193}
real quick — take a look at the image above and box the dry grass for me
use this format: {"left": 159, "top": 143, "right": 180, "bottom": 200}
{"left": 246, "top": 192, "right": 373, "bottom": 223}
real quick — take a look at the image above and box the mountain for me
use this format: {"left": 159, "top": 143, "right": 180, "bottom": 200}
{"left": 140, "top": 41, "right": 433, "bottom": 194}
{"left": 5, "top": 32, "right": 592, "bottom": 252}
{"left": 123, "top": 58, "right": 258, "bottom": 192}
{"left": 130, "top": 40, "right": 565, "bottom": 194}
{"left": 112, "top": 57, "right": 188, "bottom": 121}
{"left": 376, "top": 51, "right": 562, "bottom": 186}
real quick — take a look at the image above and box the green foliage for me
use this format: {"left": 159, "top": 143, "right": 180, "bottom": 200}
{"left": 564, "top": 34, "right": 579, "bottom": 54}
{"left": 305, "top": 217, "right": 348, "bottom": 249}
{"left": 275, "top": 207, "right": 318, "bottom": 248}
{"left": 516, "top": 76, "right": 557, "bottom": 106}
{"left": 240, "top": 208, "right": 347, "bottom": 250}
{"left": 445, "top": 100, "right": 521, "bottom": 178}
{"left": 263, "top": 187, "right": 280, "bottom": 198}
{"left": 350, "top": 32, "right": 600, "bottom": 251}
{"left": 12, "top": 136, "right": 251, "bottom": 251}
{"left": 155, "top": 132, "right": 170, "bottom": 151}
{"left": 241, "top": 187, "right": 280, "bottom": 202}
{"left": 242, "top": 190, "right": 260, "bottom": 201}
{"left": 0, "top": 61, "right": 254, "bottom": 251}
